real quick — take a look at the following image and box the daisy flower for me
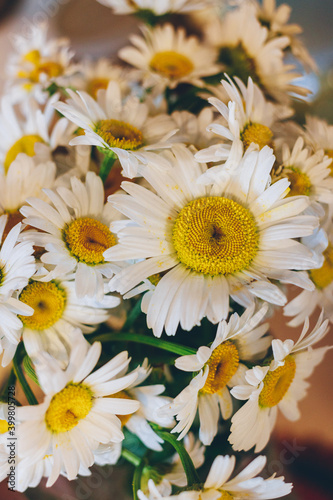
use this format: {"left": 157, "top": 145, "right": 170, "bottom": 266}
{"left": 54, "top": 81, "right": 175, "bottom": 178}
{"left": 105, "top": 144, "right": 319, "bottom": 337}
{"left": 160, "top": 304, "right": 270, "bottom": 445}
{"left": 118, "top": 24, "right": 220, "bottom": 91}
{"left": 304, "top": 115, "right": 333, "bottom": 169}
{"left": 20, "top": 171, "right": 120, "bottom": 301}
{"left": 0, "top": 217, "right": 36, "bottom": 366}
{"left": 7, "top": 22, "right": 74, "bottom": 103}
{"left": 97, "top": 0, "right": 217, "bottom": 15}
{"left": 138, "top": 455, "right": 292, "bottom": 499}
{"left": 229, "top": 312, "right": 331, "bottom": 452}
{"left": 204, "top": 2, "right": 309, "bottom": 103}
{"left": 195, "top": 76, "right": 293, "bottom": 183}
{"left": 0, "top": 93, "right": 73, "bottom": 173}
{"left": 18, "top": 276, "right": 119, "bottom": 366}
{"left": 17, "top": 334, "right": 140, "bottom": 487}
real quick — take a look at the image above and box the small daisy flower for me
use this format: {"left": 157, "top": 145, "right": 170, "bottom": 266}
{"left": 105, "top": 145, "right": 319, "bottom": 337}
{"left": 273, "top": 137, "right": 333, "bottom": 205}
{"left": 17, "top": 335, "right": 140, "bottom": 486}
{"left": 18, "top": 276, "right": 119, "bottom": 366}
{"left": 229, "top": 312, "right": 331, "bottom": 452}
{"left": 54, "top": 81, "right": 175, "bottom": 178}
{"left": 138, "top": 455, "right": 292, "bottom": 499}
{"left": 205, "top": 2, "right": 309, "bottom": 104}
{"left": 195, "top": 76, "right": 293, "bottom": 182}
{"left": 97, "top": 0, "right": 217, "bottom": 15}
{"left": 118, "top": 24, "right": 220, "bottom": 91}
{"left": 7, "top": 22, "right": 74, "bottom": 103}
{"left": 160, "top": 304, "right": 270, "bottom": 445}
{"left": 20, "top": 171, "right": 120, "bottom": 300}
{"left": 0, "top": 217, "right": 36, "bottom": 366}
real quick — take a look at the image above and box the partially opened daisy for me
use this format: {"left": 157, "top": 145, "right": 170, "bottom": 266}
{"left": 138, "top": 455, "right": 292, "bottom": 499}
{"left": 20, "top": 171, "right": 120, "bottom": 300}
{"left": 0, "top": 216, "right": 36, "bottom": 366}
{"left": 105, "top": 145, "right": 319, "bottom": 337}
{"left": 54, "top": 81, "right": 175, "bottom": 178}
{"left": 97, "top": 0, "right": 216, "bottom": 15}
{"left": 160, "top": 304, "right": 270, "bottom": 445}
{"left": 18, "top": 276, "right": 119, "bottom": 366}
{"left": 17, "top": 334, "right": 140, "bottom": 486}
{"left": 118, "top": 24, "right": 220, "bottom": 91}
{"left": 195, "top": 76, "right": 293, "bottom": 182}
{"left": 229, "top": 312, "right": 331, "bottom": 452}
{"left": 204, "top": 2, "right": 309, "bottom": 104}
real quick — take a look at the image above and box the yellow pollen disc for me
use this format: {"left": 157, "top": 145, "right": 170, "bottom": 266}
{"left": 108, "top": 390, "right": 133, "bottom": 426}
{"left": 285, "top": 167, "right": 312, "bottom": 197}
{"left": 4, "top": 134, "right": 44, "bottom": 172}
{"left": 310, "top": 243, "right": 333, "bottom": 289}
{"left": 172, "top": 196, "right": 259, "bottom": 276}
{"left": 199, "top": 493, "right": 233, "bottom": 500}
{"left": 63, "top": 217, "right": 116, "bottom": 265}
{"left": 150, "top": 51, "right": 194, "bottom": 80}
{"left": 19, "top": 281, "right": 66, "bottom": 330}
{"left": 19, "top": 49, "right": 64, "bottom": 85}
{"left": 45, "top": 383, "right": 93, "bottom": 434}
{"left": 87, "top": 78, "right": 109, "bottom": 99}
{"left": 201, "top": 341, "right": 239, "bottom": 394}
{"left": 259, "top": 356, "right": 296, "bottom": 408}
{"left": 241, "top": 122, "right": 273, "bottom": 150}
{"left": 148, "top": 273, "right": 161, "bottom": 286}
{"left": 0, "top": 419, "right": 9, "bottom": 434}
{"left": 95, "top": 119, "right": 144, "bottom": 151}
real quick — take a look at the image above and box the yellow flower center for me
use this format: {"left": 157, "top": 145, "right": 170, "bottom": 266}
{"left": 199, "top": 493, "right": 233, "bottom": 500}
{"left": 285, "top": 167, "right": 312, "bottom": 197}
{"left": 63, "top": 217, "right": 116, "bottom": 265}
{"left": 150, "top": 51, "right": 194, "bottom": 80}
{"left": 18, "top": 50, "right": 63, "bottom": 84}
{"left": 108, "top": 391, "right": 134, "bottom": 426}
{"left": 95, "top": 119, "right": 144, "bottom": 151}
{"left": 325, "top": 149, "right": 333, "bottom": 176}
{"left": 45, "top": 383, "right": 93, "bottom": 433}
{"left": 87, "top": 78, "right": 109, "bottom": 99}
{"left": 19, "top": 281, "right": 66, "bottom": 330}
{"left": 172, "top": 196, "right": 259, "bottom": 276}
{"left": 4, "top": 135, "right": 44, "bottom": 172}
{"left": 241, "top": 123, "right": 273, "bottom": 151}
{"left": 259, "top": 356, "right": 296, "bottom": 408}
{"left": 310, "top": 243, "right": 333, "bottom": 289}
{"left": 0, "top": 419, "right": 9, "bottom": 434}
{"left": 201, "top": 341, "right": 239, "bottom": 394}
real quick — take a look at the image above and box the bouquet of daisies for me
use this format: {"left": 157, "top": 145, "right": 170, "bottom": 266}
{"left": 0, "top": 0, "right": 332, "bottom": 497}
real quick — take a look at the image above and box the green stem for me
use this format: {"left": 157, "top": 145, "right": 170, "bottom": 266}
{"left": 121, "top": 448, "right": 142, "bottom": 467}
{"left": 150, "top": 424, "right": 201, "bottom": 487}
{"left": 123, "top": 298, "right": 142, "bottom": 330}
{"left": 99, "top": 154, "right": 116, "bottom": 183}
{"left": 92, "top": 331, "right": 196, "bottom": 356}
{"left": 133, "top": 459, "right": 145, "bottom": 500}
{"left": 13, "top": 356, "right": 38, "bottom": 406}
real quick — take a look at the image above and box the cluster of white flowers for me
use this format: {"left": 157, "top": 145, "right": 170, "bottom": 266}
{"left": 0, "top": 0, "right": 331, "bottom": 498}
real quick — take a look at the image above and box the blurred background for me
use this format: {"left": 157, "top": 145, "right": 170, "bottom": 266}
{"left": 0, "top": 0, "right": 332, "bottom": 498}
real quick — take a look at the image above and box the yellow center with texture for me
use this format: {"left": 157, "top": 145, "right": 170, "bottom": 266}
{"left": 259, "top": 356, "right": 296, "bottom": 408}
{"left": 95, "top": 119, "right": 144, "bottom": 150}
{"left": 4, "top": 134, "right": 44, "bottom": 172}
{"left": 45, "top": 383, "right": 93, "bottom": 433}
{"left": 241, "top": 123, "right": 273, "bottom": 150}
{"left": 285, "top": 167, "right": 312, "bottom": 197}
{"left": 201, "top": 341, "right": 239, "bottom": 394}
{"left": 19, "top": 281, "right": 66, "bottom": 330}
{"left": 150, "top": 51, "right": 194, "bottom": 79}
{"left": 310, "top": 243, "right": 333, "bottom": 289}
{"left": 63, "top": 217, "right": 116, "bottom": 265}
{"left": 172, "top": 196, "right": 259, "bottom": 276}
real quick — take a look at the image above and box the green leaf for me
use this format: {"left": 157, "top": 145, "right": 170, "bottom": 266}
{"left": 13, "top": 355, "right": 38, "bottom": 405}
{"left": 23, "top": 355, "right": 39, "bottom": 386}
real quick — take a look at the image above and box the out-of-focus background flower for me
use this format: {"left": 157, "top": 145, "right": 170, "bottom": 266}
{"left": 0, "top": 1, "right": 332, "bottom": 498}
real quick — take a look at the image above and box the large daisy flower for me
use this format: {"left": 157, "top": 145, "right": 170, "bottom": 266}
{"left": 54, "top": 81, "right": 175, "bottom": 178}
{"left": 18, "top": 276, "right": 119, "bottom": 366}
{"left": 195, "top": 76, "right": 293, "bottom": 182}
{"left": 20, "top": 172, "right": 120, "bottom": 300}
{"left": 97, "top": 0, "right": 217, "bottom": 15}
{"left": 17, "top": 334, "right": 140, "bottom": 486}
{"left": 138, "top": 455, "right": 292, "bottom": 499}
{"left": 7, "top": 22, "right": 74, "bottom": 103}
{"left": 118, "top": 24, "right": 220, "bottom": 91}
{"left": 229, "top": 312, "right": 331, "bottom": 452}
{"left": 204, "top": 2, "right": 309, "bottom": 103}
{"left": 0, "top": 217, "right": 36, "bottom": 366}
{"left": 105, "top": 145, "right": 319, "bottom": 337}
{"left": 160, "top": 304, "right": 270, "bottom": 445}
